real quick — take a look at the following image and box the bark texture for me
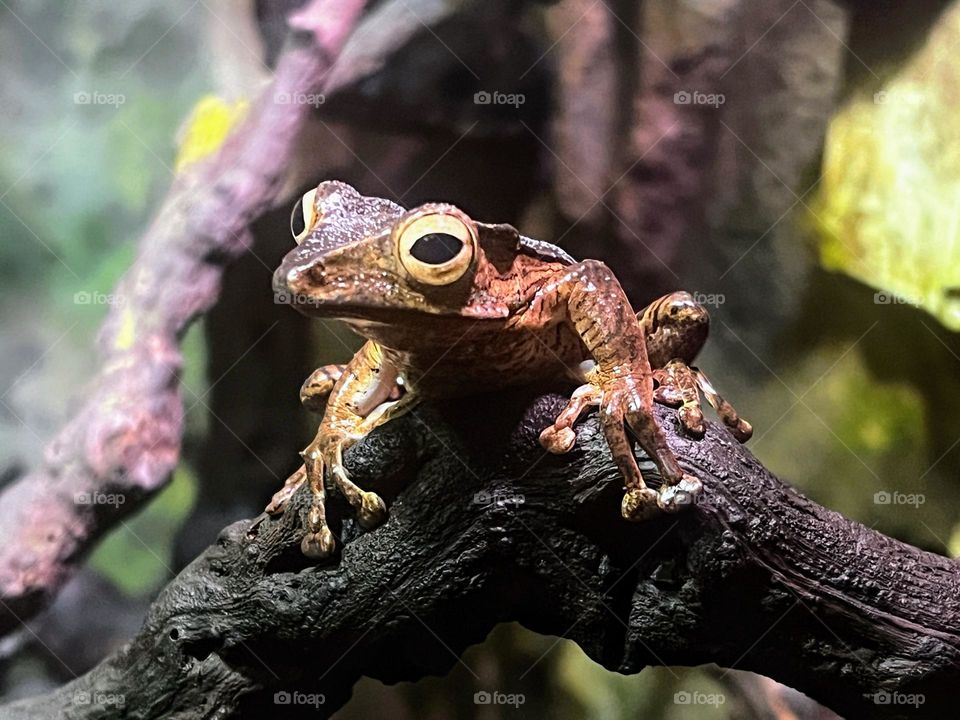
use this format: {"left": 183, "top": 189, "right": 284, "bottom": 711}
{"left": 2, "top": 395, "right": 954, "bottom": 720}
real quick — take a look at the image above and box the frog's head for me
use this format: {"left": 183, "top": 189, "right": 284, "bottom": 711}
{"left": 274, "top": 181, "right": 534, "bottom": 324}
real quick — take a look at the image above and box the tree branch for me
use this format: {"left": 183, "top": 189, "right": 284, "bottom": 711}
{"left": 0, "top": 0, "right": 369, "bottom": 637}
{"left": 3, "top": 394, "right": 954, "bottom": 719}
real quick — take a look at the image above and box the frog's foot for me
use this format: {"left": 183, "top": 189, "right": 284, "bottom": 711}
{"left": 539, "top": 384, "right": 602, "bottom": 454}
{"left": 653, "top": 360, "right": 753, "bottom": 444}
{"left": 592, "top": 375, "right": 703, "bottom": 520}
{"left": 295, "top": 438, "right": 391, "bottom": 559}
{"left": 265, "top": 464, "right": 338, "bottom": 558}
{"left": 321, "top": 440, "right": 388, "bottom": 531}
{"left": 266, "top": 464, "right": 307, "bottom": 515}
{"left": 621, "top": 487, "right": 660, "bottom": 521}
{"left": 693, "top": 367, "right": 752, "bottom": 442}
{"left": 300, "top": 364, "right": 346, "bottom": 413}
{"left": 657, "top": 474, "right": 703, "bottom": 511}
{"left": 653, "top": 359, "right": 705, "bottom": 438}
{"left": 298, "top": 439, "right": 336, "bottom": 559}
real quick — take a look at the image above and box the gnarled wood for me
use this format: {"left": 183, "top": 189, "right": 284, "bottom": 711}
{"left": 2, "top": 394, "right": 954, "bottom": 719}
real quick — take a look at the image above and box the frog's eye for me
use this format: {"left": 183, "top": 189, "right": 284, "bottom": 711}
{"left": 290, "top": 188, "right": 318, "bottom": 244}
{"left": 396, "top": 210, "right": 476, "bottom": 285}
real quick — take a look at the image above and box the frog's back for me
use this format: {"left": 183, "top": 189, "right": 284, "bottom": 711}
{"left": 389, "top": 239, "right": 589, "bottom": 396}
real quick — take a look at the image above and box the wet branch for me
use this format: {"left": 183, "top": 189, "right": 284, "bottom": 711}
{"left": 2, "top": 396, "right": 955, "bottom": 719}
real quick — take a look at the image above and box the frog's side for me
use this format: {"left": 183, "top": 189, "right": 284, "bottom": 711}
{"left": 269, "top": 181, "right": 752, "bottom": 559}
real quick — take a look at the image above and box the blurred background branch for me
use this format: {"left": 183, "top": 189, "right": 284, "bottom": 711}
{"left": 0, "top": 0, "right": 368, "bottom": 636}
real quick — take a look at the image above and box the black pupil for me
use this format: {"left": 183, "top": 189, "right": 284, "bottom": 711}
{"left": 290, "top": 201, "right": 306, "bottom": 237}
{"left": 409, "top": 233, "right": 463, "bottom": 264}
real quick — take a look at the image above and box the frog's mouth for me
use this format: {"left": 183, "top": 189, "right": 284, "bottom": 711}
{"left": 273, "top": 261, "right": 371, "bottom": 319}
{"left": 272, "top": 260, "right": 411, "bottom": 323}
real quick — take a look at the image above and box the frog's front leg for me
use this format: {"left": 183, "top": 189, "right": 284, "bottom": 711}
{"left": 299, "top": 364, "right": 346, "bottom": 413}
{"left": 535, "top": 260, "right": 701, "bottom": 518}
{"left": 270, "top": 342, "right": 418, "bottom": 559}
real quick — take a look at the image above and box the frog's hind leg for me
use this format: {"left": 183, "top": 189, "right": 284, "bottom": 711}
{"left": 638, "top": 291, "right": 752, "bottom": 443}
{"left": 693, "top": 367, "right": 753, "bottom": 442}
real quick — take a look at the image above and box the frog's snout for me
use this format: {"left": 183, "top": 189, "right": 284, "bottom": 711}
{"left": 273, "top": 261, "right": 324, "bottom": 304}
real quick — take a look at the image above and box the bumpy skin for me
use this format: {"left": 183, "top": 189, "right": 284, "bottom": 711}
{"left": 269, "top": 181, "right": 751, "bottom": 558}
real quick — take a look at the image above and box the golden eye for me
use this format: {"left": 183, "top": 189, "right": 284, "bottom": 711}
{"left": 396, "top": 209, "right": 476, "bottom": 285}
{"left": 290, "top": 188, "right": 318, "bottom": 244}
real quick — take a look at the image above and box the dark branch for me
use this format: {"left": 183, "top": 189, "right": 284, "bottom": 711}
{"left": 3, "top": 394, "right": 955, "bottom": 719}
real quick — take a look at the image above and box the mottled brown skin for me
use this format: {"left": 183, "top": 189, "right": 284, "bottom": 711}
{"left": 269, "top": 181, "right": 751, "bottom": 558}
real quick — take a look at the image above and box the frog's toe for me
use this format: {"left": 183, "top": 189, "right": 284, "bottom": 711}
{"left": 678, "top": 405, "right": 706, "bottom": 438}
{"left": 540, "top": 425, "right": 577, "bottom": 454}
{"left": 657, "top": 474, "right": 702, "bottom": 512}
{"left": 357, "top": 491, "right": 388, "bottom": 529}
{"left": 621, "top": 487, "right": 660, "bottom": 521}
{"left": 730, "top": 418, "right": 753, "bottom": 443}
{"left": 266, "top": 466, "right": 306, "bottom": 515}
{"left": 265, "top": 492, "right": 289, "bottom": 516}
{"left": 301, "top": 527, "right": 336, "bottom": 559}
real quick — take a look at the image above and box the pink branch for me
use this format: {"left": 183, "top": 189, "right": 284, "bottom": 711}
{"left": 0, "top": 0, "right": 368, "bottom": 636}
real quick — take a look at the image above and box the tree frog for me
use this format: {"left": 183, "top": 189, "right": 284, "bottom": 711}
{"left": 268, "top": 181, "right": 752, "bottom": 559}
